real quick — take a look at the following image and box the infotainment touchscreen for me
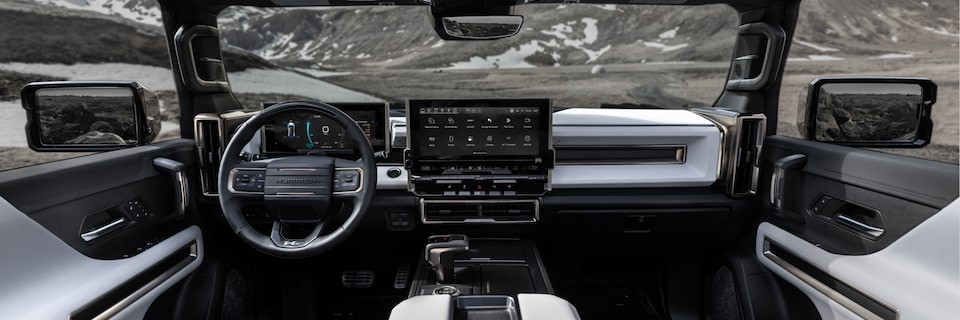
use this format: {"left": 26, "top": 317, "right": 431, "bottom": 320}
{"left": 261, "top": 102, "right": 388, "bottom": 156}
{"left": 407, "top": 99, "right": 551, "bottom": 162}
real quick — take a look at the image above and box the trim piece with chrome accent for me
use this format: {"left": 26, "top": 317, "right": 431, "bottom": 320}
{"left": 554, "top": 144, "right": 686, "bottom": 165}
{"left": 762, "top": 239, "right": 896, "bottom": 320}
{"left": 227, "top": 167, "right": 266, "bottom": 195}
{"left": 74, "top": 242, "right": 200, "bottom": 320}
{"left": 79, "top": 218, "right": 127, "bottom": 242}
{"left": 835, "top": 214, "right": 885, "bottom": 238}
{"left": 334, "top": 167, "right": 365, "bottom": 195}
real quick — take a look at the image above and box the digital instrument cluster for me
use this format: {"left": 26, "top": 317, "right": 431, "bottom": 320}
{"left": 261, "top": 102, "right": 388, "bottom": 157}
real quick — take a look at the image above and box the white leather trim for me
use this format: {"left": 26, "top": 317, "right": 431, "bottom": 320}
{"left": 0, "top": 196, "right": 203, "bottom": 319}
{"left": 517, "top": 294, "right": 582, "bottom": 320}
{"left": 388, "top": 295, "right": 452, "bottom": 320}
{"left": 756, "top": 196, "right": 960, "bottom": 320}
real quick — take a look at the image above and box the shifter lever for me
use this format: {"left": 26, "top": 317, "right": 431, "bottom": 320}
{"left": 425, "top": 234, "right": 470, "bottom": 284}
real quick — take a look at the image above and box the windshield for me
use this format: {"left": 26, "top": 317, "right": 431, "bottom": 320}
{"left": 216, "top": 4, "right": 738, "bottom": 110}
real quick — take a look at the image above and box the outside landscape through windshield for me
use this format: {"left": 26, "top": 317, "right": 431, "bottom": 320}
{"left": 0, "top": 0, "right": 957, "bottom": 170}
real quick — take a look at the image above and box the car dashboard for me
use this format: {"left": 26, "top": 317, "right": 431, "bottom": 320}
{"left": 195, "top": 99, "right": 764, "bottom": 231}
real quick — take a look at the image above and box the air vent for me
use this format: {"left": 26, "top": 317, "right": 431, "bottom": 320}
{"left": 421, "top": 200, "right": 538, "bottom": 224}
{"left": 194, "top": 114, "right": 224, "bottom": 196}
{"left": 730, "top": 115, "right": 766, "bottom": 196}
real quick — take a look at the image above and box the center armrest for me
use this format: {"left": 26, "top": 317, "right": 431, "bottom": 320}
{"left": 388, "top": 294, "right": 580, "bottom": 320}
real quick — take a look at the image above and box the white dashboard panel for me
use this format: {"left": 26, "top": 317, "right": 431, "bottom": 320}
{"left": 383, "top": 109, "right": 722, "bottom": 189}
{"left": 552, "top": 121, "right": 721, "bottom": 188}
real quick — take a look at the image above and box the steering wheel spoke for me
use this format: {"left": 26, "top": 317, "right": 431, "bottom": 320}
{"left": 224, "top": 161, "right": 269, "bottom": 199}
{"left": 269, "top": 220, "right": 325, "bottom": 249}
{"left": 333, "top": 158, "right": 365, "bottom": 200}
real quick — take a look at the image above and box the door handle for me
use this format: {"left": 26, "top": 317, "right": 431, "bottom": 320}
{"left": 80, "top": 217, "right": 128, "bottom": 242}
{"left": 154, "top": 157, "right": 188, "bottom": 216}
{"left": 836, "top": 213, "right": 885, "bottom": 238}
{"left": 770, "top": 154, "right": 807, "bottom": 213}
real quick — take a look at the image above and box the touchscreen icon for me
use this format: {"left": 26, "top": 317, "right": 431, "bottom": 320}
{"left": 428, "top": 136, "right": 436, "bottom": 142}
{"left": 486, "top": 135, "right": 494, "bottom": 142}
{"left": 448, "top": 117, "right": 455, "bottom": 124}
{"left": 427, "top": 117, "right": 436, "bottom": 125}
{"left": 448, "top": 136, "right": 455, "bottom": 142}
{"left": 467, "top": 136, "right": 474, "bottom": 142}
{"left": 505, "top": 118, "right": 512, "bottom": 124}
{"left": 524, "top": 118, "right": 532, "bottom": 123}
{"left": 524, "top": 135, "right": 531, "bottom": 142}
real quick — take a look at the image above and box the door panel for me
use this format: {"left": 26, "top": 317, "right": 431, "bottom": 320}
{"left": 757, "top": 136, "right": 959, "bottom": 319}
{"left": 0, "top": 139, "right": 204, "bottom": 319}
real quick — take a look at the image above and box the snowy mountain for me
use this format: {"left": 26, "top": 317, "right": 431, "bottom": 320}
{"left": 34, "top": 0, "right": 162, "bottom": 26}
{"left": 3, "top": 0, "right": 958, "bottom": 71}
{"left": 216, "top": 1, "right": 958, "bottom": 70}
{"left": 217, "top": 5, "right": 740, "bottom": 69}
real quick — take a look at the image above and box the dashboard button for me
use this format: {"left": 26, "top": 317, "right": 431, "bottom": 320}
{"left": 488, "top": 191, "right": 502, "bottom": 196}
{"left": 504, "top": 191, "right": 517, "bottom": 196}
{"left": 458, "top": 191, "right": 470, "bottom": 196}
{"left": 473, "top": 191, "right": 486, "bottom": 196}
{"left": 443, "top": 191, "right": 456, "bottom": 196}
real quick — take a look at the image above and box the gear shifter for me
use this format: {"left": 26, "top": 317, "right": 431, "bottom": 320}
{"left": 425, "top": 234, "right": 470, "bottom": 284}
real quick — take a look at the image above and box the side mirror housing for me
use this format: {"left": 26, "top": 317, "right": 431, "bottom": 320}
{"left": 21, "top": 81, "right": 162, "bottom": 152}
{"left": 798, "top": 77, "right": 936, "bottom": 148}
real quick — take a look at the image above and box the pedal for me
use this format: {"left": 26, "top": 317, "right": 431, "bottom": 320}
{"left": 342, "top": 270, "right": 374, "bottom": 288}
{"left": 394, "top": 264, "right": 411, "bottom": 289}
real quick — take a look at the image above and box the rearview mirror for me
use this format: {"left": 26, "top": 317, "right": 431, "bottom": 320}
{"left": 440, "top": 16, "right": 523, "bottom": 40}
{"left": 798, "top": 77, "right": 936, "bottom": 148}
{"left": 21, "top": 81, "right": 161, "bottom": 152}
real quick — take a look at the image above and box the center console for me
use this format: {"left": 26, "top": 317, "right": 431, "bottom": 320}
{"left": 393, "top": 99, "right": 574, "bottom": 319}
{"left": 394, "top": 234, "right": 577, "bottom": 320}
{"left": 404, "top": 99, "right": 554, "bottom": 224}
{"left": 411, "top": 235, "right": 553, "bottom": 298}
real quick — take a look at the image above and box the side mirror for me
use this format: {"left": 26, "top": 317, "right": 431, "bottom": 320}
{"left": 21, "top": 81, "right": 162, "bottom": 152}
{"left": 798, "top": 77, "right": 936, "bottom": 148}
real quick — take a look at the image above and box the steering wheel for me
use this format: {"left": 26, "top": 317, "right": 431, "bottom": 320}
{"left": 218, "top": 101, "right": 377, "bottom": 258}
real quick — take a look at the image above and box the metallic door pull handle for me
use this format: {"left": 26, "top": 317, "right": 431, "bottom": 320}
{"left": 836, "top": 214, "right": 884, "bottom": 238}
{"left": 80, "top": 218, "right": 127, "bottom": 242}
{"left": 154, "top": 157, "right": 189, "bottom": 216}
{"left": 770, "top": 154, "right": 807, "bottom": 213}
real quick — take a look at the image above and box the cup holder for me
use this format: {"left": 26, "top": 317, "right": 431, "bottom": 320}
{"left": 454, "top": 295, "right": 518, "bottom": 320}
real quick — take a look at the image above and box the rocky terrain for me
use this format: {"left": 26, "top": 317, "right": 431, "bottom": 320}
{"left": 0, "top": 0, "right": 956, "bottom": 169}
